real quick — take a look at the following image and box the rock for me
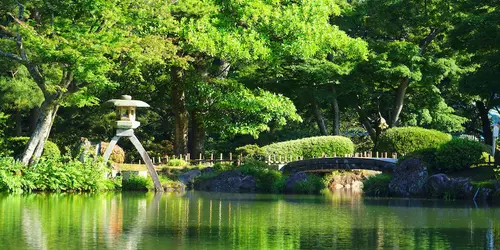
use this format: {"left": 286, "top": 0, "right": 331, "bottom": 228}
{"left": 351, "top": 181, "right": 363, "bottom": 191}
{"left": 240, "top": 176, "right": 257, "bottom": 192}
{"left": 195, "top": 170, "right": 256, "bottom": 193}
{"left": 284, "top": 172, "right": 308, "bottom": 193}
{"left": 201, "top": 167, "right": 214, "bottom": 175}
{"left": 426, "top": 173, "right": 450, "bottom": 195}
{"left": 425, "top": 173, "right": 474, "bottom": 199}
{"left": 477, "top": 188, "right": 492, "bottom": 201}
{"left": 389, "top": 159, "right": 428, "bottom": 197}
{"left": 178, "top": 170, "right": 201, "bottom": 185}
{"left": 164, "top": 182, "right": 186, "bottom": 192}
{"left": 326, "top": 171, "right": 366, "bottom": 190}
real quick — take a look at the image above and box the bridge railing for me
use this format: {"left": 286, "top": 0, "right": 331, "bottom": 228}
{"left": 134, "top": 151, "right": 401, "bottom": 166}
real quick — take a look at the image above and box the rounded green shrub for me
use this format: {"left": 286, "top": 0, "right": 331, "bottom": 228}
{"left": 261, "top": 136, "right": 354, "bottom": 159}
{"left": 235, "top": 144, "right": 265, "bottom": 157}
{"left": 377, "top": 127, "right": 451, "bottom": 155}
{"left": 6, "top": 137, "right": 61, "bottom": 159}
{"left": 166, "top": 158, "right": 189, "bottom": 167}
{"left": 436, "top": 138, "right": 492, "bottom": 172}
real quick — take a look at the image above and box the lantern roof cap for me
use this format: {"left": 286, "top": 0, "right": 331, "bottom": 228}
{"left": 106, "top": 95, "right": 150, "bottom": 108}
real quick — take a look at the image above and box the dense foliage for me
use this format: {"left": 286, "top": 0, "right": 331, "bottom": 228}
{"left": 0, "top": 157, "right": 115, "bottom": 193}
{"left": 0, "top": 0, "right": 498, "bottom": 191}
{"left": 377, "top": 127, "right": 452, "bottom": 155}
{"left": 362, "top": 174, "right": 392, "bottom": 197}
{"left": 436, "top": 139, "right": 492, "bottom": 172}
{"left": 261, "top": 136, "right": 355, "bottom": 159}
{"left": 4, "top": 137, "right": 60, "bottom": 159}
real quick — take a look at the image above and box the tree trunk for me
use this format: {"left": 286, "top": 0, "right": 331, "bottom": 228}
{"left": 312, "top": 98, "right": 328, "bottom": 135}
{"left": 356, "top": 105, "right": 380, "bottom": 152}
{"left": 391, "top": 77, "right": 409, "bottom": 127}
{"left": 477, "top": 100, "right": 493, "bottom": 145}
{"left": 20, "top": 100, "right": 58, "bottom": 164}
{"left": 15, "top": 110, "right": 22, "bottom": 136}
{"left": 190, "top": 110, "right": 205, "bottom": 159}
{"left": 332, "top": 85, "right": 340, "bottom": 135}
{"left": 29, "top": 107, "right": 39, "bottom": 134}
{"left": 171, "top": 68, "right": 189, "bottom": 155}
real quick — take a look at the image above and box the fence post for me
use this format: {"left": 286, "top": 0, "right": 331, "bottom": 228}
{"left": 199, "top": 153, "right": 202, "bottom": 161}
{"left": 211, "top": 153, "right": 214, "bottom": 165}
{"left": 230, "top": 152, "right": 233, "bottom": 161}
{"left": 279, "top": 155, "right": 282, "bottom": 163}
{"left": 220, "top": 153, "right": 223, "bottom": 161}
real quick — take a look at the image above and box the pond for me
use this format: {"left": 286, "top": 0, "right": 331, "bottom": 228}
{"left": 0, "top": 190, "right": 498, "bottom": 249}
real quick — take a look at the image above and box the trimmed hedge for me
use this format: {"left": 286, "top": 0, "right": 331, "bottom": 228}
{"left": 261, "top": 136, "right": 355, "bottom": 159}
{"left": 6, "top": 137, "right": 61, "bottom": 159}
{"left": 377, "top": 127, "right": 451, "bottom": 155}
{"left": 436, "top": 138, "right": 492, "bottom": 171}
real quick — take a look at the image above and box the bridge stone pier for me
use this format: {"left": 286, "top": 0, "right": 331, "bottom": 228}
{"left": 281, "top": 157, "right": 397, "bottom": 175}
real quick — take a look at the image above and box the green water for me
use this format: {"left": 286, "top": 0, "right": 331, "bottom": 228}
{"left": 0, "top": 191, "right": 498, "bottom": 249}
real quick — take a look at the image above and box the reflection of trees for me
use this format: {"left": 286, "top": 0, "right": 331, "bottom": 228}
{"left": 22, "top": 207, "right": 47, "bottom": 250}
{"left": 1, "top": 192, "right": 500, "bottom": 249}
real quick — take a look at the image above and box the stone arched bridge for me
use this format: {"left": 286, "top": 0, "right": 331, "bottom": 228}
{"left": 280, "top": 157, "right": 397, "bottom": 174}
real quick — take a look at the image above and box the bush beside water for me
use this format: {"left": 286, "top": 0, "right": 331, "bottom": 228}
{"left": 0, "top": 157, "right": 116, "bottom": 193}
{"left": 261, "top": 136, "right": 355, "bottom": 158}
{"left": 378, "top": 127, "right": 451, "bottom": 155}
{"left": 362, "top": 174, "right": 392, "bottom": 196}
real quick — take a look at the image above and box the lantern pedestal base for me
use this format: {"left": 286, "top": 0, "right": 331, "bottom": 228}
{"left": 103, "top": 132, "right": 163, "bottom": 192}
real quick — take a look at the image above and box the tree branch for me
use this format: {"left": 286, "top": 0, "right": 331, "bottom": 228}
{"left": 419, "top": 28, "right": 439, "bottom": 54}
{"left": 0, "top": 50, "right": 25, "bottom": 63}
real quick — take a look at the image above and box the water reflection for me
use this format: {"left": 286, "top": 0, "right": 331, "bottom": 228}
{"left": 0, "top": 191, "right": 499, "bottom": 249}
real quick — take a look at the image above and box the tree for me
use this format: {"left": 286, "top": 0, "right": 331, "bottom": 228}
{"left": 0, "top": 67, "right": 43, "bottom": 136}
{"left": 0, "top": 0, "right": 147, "bottom": 163}
{"left": 337, "top": 0, "right": 469, "bottom": 147}
{"left": 449, "top": 0, "right": 500, "bottom": 145}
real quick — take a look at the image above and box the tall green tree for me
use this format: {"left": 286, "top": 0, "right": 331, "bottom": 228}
{"left": 0, "top": 0, "right": 148, "bottom": 163}
{"left": 337, "top": 0, "right": 469, "bottom": 147}
{"left": 449, "top": 0, "right": 499, "bottom": 145}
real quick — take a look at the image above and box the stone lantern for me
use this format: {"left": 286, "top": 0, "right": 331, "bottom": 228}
{"left": 102, "top": 95, "right": 162, "bottom": 192}
{"left": 107, "top": 95, "right": 149, "bottom": 130}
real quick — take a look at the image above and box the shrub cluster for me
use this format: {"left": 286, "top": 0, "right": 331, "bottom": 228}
{"left": 0, "top": 157, "right": 116, "bottom": 193}
{"left": 235, "top": 144, "right": 265, "bottom": 158}
{"left": 5, "top": 137, "right": 61, "bottom": 159}
{"left": 362, "top": 173, "right": 392, "bottom": 197}
{"left": 378, "top": 127, "right": 451, "bottom": 155}
{"left": 166, "top": 158, "right": 190, "bottom": 167}
{"left": 261, "top": 136, "right": 355, "bottom": 159}
{"left": 293, "top": 174, "right": 324, "bottom": 194}
{"left": 122, "top": 175, "right": 153, "bottom": 191}
{"left": 435, "top": 138, "right": 492, "bottom": 171}
{"left": 239, "top": 159, "right": 285, "bottom": 193}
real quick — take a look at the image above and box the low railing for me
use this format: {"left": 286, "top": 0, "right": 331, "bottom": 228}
{"left": 134, "top": 151, "right": 401, "bottom": 166}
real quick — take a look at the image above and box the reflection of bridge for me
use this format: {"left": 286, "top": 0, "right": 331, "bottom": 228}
{"left": 281, "top": 157, "right": 397, "bottom": 174}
